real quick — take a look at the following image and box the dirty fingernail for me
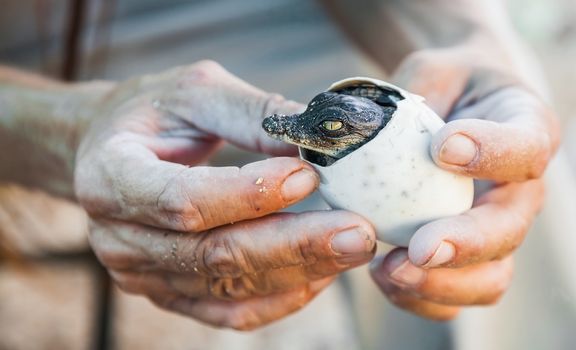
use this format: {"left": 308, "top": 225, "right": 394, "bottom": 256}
{"left": 439, "top": 134, "right": 477, "bottom": 166}
{"left": 331, "top": 228, "right": 374, "bottom": 255}
{"left": 390, "top": 261, "right": 426, "bottom": 287}
{"left": 281, "top": 168, "right": 319, "bottom": 202}
{"left": 423, "top": 241, "right": 455, "bottom": 268}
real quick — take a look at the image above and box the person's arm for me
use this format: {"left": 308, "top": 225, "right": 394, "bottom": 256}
{"left": 0, "top": 67, "right": 113, "bottom": 197}
{"left": 321, "top": 0, "right": 546, "bottom": 92}
{"left": 322, "top": 0, "right": 560, "bottom": 320}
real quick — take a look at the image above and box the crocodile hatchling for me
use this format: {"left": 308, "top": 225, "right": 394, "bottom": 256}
{"left": 262, "top": 82, "right": 403, "bottom": 166}
{"left": 260, "top": 77, "right": 474, "bottom": 246}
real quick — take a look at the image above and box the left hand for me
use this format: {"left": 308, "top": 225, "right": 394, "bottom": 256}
{"left": 75, "top": 61, "right": 376, "bottom": 330}
{"left": 370, "top": 48, "right": 561, "bottom": 320}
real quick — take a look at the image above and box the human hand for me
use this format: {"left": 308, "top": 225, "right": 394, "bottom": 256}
{"left": 370, "top": 49, "right": 560, "bottom": 320}
{"left": 75, "top": 61, "right": 376, "bottom": 329}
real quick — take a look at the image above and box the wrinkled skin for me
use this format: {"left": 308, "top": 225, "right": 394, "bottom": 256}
{"left": 320, "top": 0, "right": 561, "bottom": 321}
{"left": 78, "top": 57, "right": 559, "bottom": 327}
{"left": 76, "top": 61, "right": 377, "bottom": 330}
{"left": 369, "top": 48, "right": 561, "bottom": 320}
{"left": 0, "top": 0, "right": 562, "bottom": 333}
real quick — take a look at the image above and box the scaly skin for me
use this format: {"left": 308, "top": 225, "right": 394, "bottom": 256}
{"left": 262, "top": 90, "right": 396, "bottom": 166}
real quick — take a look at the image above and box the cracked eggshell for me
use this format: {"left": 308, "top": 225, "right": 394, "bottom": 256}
{"left": 300, "top": 77, "right": 474, "bottom": 247}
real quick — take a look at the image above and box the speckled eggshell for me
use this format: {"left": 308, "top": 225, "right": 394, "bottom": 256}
{"left": 300, "top": 77, "right": 474, "bottom": 247}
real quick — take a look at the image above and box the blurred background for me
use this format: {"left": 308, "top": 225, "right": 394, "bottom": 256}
{"left": 0, "top": 0, "right": 575, "bottom": 349}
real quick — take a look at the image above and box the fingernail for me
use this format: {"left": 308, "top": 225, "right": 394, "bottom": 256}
{"left": 423, "top": 241, "right": 455, "bottom": 268}
{"left": 390, "top": 261, "right": 426, "bottom": 287}
{"left": 281, "top": 168, "right": 319, "bottom": 202}
{"left": 439, "top": 134, "right": 477, "bottom": 166}
{"left": 331, "top": 228, "right": 374, "bottom": 255}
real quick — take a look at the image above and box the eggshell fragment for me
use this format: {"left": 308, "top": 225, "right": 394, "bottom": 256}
{"left": 300, "top": 77, "right": 474, "bottom": 246}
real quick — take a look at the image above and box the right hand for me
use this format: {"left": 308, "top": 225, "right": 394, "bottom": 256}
{"left": 74, "top": 61, "right": 376, "bottom": 330}
{"left": 370, "top": 49, "right": 559, "bottom": 320}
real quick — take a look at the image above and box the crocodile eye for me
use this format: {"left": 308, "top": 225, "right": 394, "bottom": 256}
{"left": 321, "top": 120, "right": 343, "bottom": 131}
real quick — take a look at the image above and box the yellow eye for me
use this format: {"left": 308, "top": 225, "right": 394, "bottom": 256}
{"left": 321, "top": 120, "right": 343, "bottom": 131}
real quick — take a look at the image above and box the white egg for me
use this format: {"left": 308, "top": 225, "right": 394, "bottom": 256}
{"left": 299, "top": 77, "right": 474, "bottom": 246}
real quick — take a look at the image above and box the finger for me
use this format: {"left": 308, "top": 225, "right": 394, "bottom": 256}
{"left": 382, "top": 292, "right": 461, "bottom": 321}
{"left": 372, "top": 249, "right": 514, "bottom": 306}
{"left": 78, "top": 150, "right": 319, "bottom": 232}
{"left": 407, "top": 179, "right": 543, "bottom": 269}
{"left": 430, "top": 88, "right": 559, "bottom": 181}
{"left": 90, "top": 210, "right": 376, "bottom": 276}
{"left": 110, "top": 250, "right": 369, "bottom": 301}
{"left": 171, "top": 256, "right": 369, "bottom": 300}
{"left": 158, "top": 60, "right": 304, "bottom": 156}
{"left": 109, "top": 270, "right": 174, "bottom": 297}
{"left": 154, "top": 277, "right": 334, "bottom": 330}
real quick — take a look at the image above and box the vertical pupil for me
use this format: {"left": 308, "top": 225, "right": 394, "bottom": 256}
{"left": 323, "top": 121, "right": 342, "bottom": 131}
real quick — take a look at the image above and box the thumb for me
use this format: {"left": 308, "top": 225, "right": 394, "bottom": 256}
{"left": 430, "top": 118, "right": 552, "bottom": 182}
{"left": 391, "top": 50, "right": 470, "bottom": 118}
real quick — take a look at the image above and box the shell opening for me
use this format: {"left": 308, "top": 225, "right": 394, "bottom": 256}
{"left": 300, "top": 82, "right": 405, "bottom": 167}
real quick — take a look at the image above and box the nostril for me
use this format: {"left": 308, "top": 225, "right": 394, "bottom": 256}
{"left": 262, "top": 117, "right": 272, "bottom": 133}
{"left": 262, "top": 115, "right": 285, "bottom": 134}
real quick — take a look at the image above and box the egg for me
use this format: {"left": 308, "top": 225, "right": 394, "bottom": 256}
{"left": 300, "top": 77, "right": 474, "bottom": 246}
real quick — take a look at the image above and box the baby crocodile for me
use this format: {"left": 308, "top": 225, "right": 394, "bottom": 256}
{"left": 262, "top": 84, "right": 403, "bottom": 166}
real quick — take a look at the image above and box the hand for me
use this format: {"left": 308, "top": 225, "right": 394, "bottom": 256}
{"left": 370, "top": 49, "right": 560, "bottom": 320}
{"left": 75, "top": 61, "right": 376, "bottom": 329}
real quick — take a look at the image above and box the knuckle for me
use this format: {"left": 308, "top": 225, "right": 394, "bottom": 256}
{"left": 305, "top": 264, "right": 334, "bottom": 281}
{"left": 157, "top": 172, "right": 206, "bottom": 232}
{"left": 453, "top": 213, "right": 487, "bottom": 264}
{"left": 480, "top": 280, "right": 509, "bottom": 305}
{"left": 180, "top": 60, "right": 226, "bottom": 86}
{"left": 193, "top": 59, "right": 225, "bottom": 73}
{"left": 75, "top": 168, "right": 118, "bottom": 217}
{"left": 307, "top": 257, "right": 357, "bottom": 280}
{"left": 197, "top": 235, "right": 247, "bottom": 277}
{"left": 298, "top": 284, "right": 316, "bottom": 302}
{"left": 149, "top": 294, "right": 181, "bottom": 312}
{"left": 260, "top": 93, "right": 288, "bottom": 117}
{"left": 77, "top": 189, "right": 110, "bottom": 216}
{"left": 77, "top": 136, "right": 139, "bottom": 218}
{"left": 95, "top": 248, "right": 139, "bottom": 270}
{"left": 290, "top": 234, "right": 321, "bottom": 266}
{"left": 481, "top": 260, "right": 514, "bottom": 305}
{"left": 290, "top": 285, "right": 316, "bottom": 310}
{"left": 109, "top": 272, "right": 139, "bottom": 295}
{"left": 89, "top": 227, "right": 153, "bottom": 271}
{"left": 94, "top": 249, "right": 123, "bottom": 269}
{"left": 112, "top": 278, "right": 136, "bottom": 294}
{"left": 89, "top": 230, "right": 135, "bottom": 270}
{"left": 207, "top": 276, "right": 255, "bottom": 300}
{"left": 529, "top": 134, "right": 552, "bottom": 179}
{"left": 494, "top": 212, "right": 530, "bottom": 260}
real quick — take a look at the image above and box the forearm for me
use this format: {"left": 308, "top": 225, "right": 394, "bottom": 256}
{"left": 321, "top": 0, "right": 545, "bottom": 91}
{"left": 0, "top": 66, "right": 113, "bottom": 198}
